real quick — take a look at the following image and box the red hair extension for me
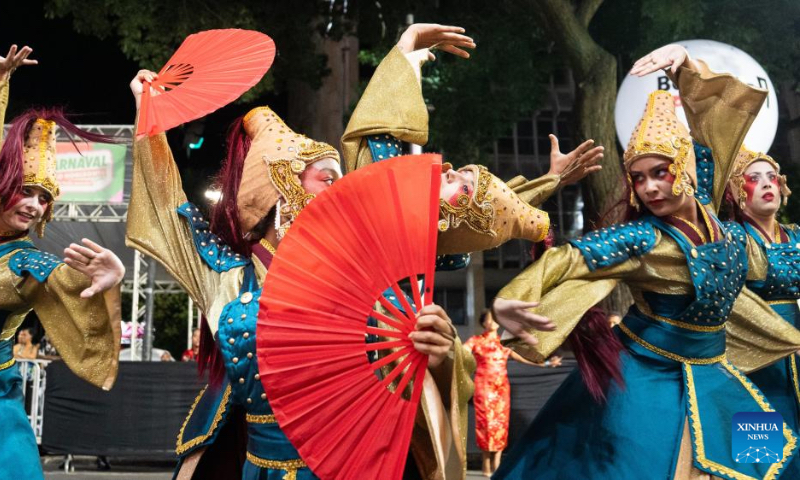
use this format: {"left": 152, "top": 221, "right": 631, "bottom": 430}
{"left": 529, "top": 228, "right": 555, "bottom": 261}
{"left": 197, "top": 315, "right": 226, "bottom": 388}
{"left": 568, "top": 307, "right": 625, "bottom": 403}
{"left": 721, "top": 185, "right": 744, "bottom": 223}
{"left": 0, "top": 107, "right": 117, "bottom": 204}
{"left": 209, "top": 116, "right": 252, "bottom": 257}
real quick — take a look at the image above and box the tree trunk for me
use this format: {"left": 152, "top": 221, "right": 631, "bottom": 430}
{"left": 573, "top": 54, "right": 624, "bottom": 228}
{"left": 287, "top": 35, "right": 359, "bottom": 147}
{"left": 532, "top": 0, "right": 632, "bottom": 312}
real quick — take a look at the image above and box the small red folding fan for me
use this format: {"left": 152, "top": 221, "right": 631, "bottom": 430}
{"left": 136, "top": 29, "right": 276, "bottom": 138}
{"left": 257, "top": 154, "right": 443, "bottom": 480}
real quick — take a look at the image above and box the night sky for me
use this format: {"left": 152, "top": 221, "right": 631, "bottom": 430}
{"left": 1, "top": 1, "right": 285, "bottom": 201}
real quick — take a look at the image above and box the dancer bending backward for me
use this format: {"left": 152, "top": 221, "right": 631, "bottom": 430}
{"left": 0, "top": 45, "right": 123, "bottom": 480}
{"left": 491, "top": 52, "right": 800, "bottom": 480}
{"left": 129, "top": 24, "right": 550, "bottom": 480}
{"left": 341, "top": 23, "right": 603, "bottom": 480}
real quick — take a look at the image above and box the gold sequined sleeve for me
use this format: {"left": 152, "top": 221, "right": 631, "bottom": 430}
{"left": 725, "top": 286, "right": 800, "bottom": 373}
{"left": 341, "top": 46, "right": 428, "bottom": 173}
{"left": 744, "top": 234, "right": 768, "bottom": 281}
{"left": 506, "top": 174, "right": 561, "bottom": 208}
{"left": 0, "top": 76, "right": 8, "bottom": 144}
{"left": 16, "top": 266, "right": 121, "bottom": 390}
{"left": 670, "top": 59, "right": 768, "bottom": 212}
{"left": 498, "top": 241, "right": 646, "bottom": 362}
{"left": 126, "top": 132, "right": 223, "bottom": 316}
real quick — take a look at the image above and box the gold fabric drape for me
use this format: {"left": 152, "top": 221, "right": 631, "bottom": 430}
{"left": 0, "top": 77, "right": 8, "bottom": 144}
{"left": 0, "top": 247, "right": 121, "bottom": 389}
{"left": 126, "top": 133, "right": 250, "bottom": 332}
{"left": 341, "top": 47, "right": 429, "bottom": 173}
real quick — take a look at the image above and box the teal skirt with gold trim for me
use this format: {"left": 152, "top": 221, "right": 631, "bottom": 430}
{"left": 493, "top": 310, "right": 798, "bottom": 480}
{"left": 0, "top": 339, "right": 43, "bottom": 480}
{"left": 747, "top": 301, "right": 800, "bottom": 478}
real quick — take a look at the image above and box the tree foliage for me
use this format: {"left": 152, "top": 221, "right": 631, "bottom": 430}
{"left": 44, "top": 0, "right": 337, "bottom": 101}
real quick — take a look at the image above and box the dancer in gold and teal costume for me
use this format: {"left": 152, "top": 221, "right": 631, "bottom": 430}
{"left": 342, "top": 24, "right": 603, "bottom": 480}
{"left": 0, "top": 45, "right": 123, "bottom": 480}
{"left": 128, "top": 25, "right": 490, "bottom": 480}
{"left": 491, "top": 51, "right": 800, "bottom": 479}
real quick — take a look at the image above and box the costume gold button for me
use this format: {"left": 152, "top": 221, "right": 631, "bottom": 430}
{"left": 227, "top": 318, "right": 233, "bottom": 324}
{"left": 690, "top": 248, "right": 698, "bottom": 258}
{"left": 243, "top": 332, "right": 250, "bottom": 339}
{"left": 260, "top": 393, "right": 267, "bottom": 400}
{"left": 247, "top": 352, "right": 253, "bottom": 359}
{"left": 246, "top": 398, "right": 252, "bottom": 404}
{"left": 228, "top": 338, "right": 235, "bottom": 345}
{"left": 241, "top": 292, "right": 253, "bottom": 304}
{"left": 232, "top": 357, "right": 239, "bottom": 363}
{"left": 239, "top": 378, "right": 245, "bottom": 384}
{"left": 254, "top": 373, "right": 260, "bottom": 380}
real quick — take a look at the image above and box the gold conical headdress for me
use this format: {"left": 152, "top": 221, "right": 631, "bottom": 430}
{"left": 623, "top": 90, "right": 695, "bottom": 209}
{"left": 436, "top": 164, "right": 549, "bottom": 254}
{"left": 22, "top": 119, "right": 59, "bottom": 237}
{"left": 237, "top": 107, "right": 341, "bottom": 238}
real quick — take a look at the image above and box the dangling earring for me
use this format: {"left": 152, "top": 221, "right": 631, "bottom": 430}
{"left": 274, "top": 198, "right": 284, "bottom": 240}
{"left": 738, "top": 188, "right": 748, "bottom": 211}
{"left": 626, "top": 173, "right": 640, "bottom": 211}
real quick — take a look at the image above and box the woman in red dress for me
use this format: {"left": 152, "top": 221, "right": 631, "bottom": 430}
{"left": 465, "top": 310, "right": 560, "bottom": 476}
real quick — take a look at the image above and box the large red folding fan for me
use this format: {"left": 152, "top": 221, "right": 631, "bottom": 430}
{"left": 137, "top": 29, "right": 276, "bottom": 138}
{"left": 257, "top": 154, "right": 443, "bottom": 480}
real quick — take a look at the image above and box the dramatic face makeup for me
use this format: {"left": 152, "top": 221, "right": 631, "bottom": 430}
{"left": 741, "top": 160, "right": 780, "bottom": 218}
{"left": 629, "top": 156, "right": 692, "bottom": 217}
{"left": 0, "top": 186, "right": 50, "bottom": 233}
{"left": 440, "top": 168, "right": 475, "bottom": 206}
{"left": 299, "top": 162, "right": 340, "bottom": 195}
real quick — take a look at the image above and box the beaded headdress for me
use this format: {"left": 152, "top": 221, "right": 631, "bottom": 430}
{"left": 623, "top": 90, "right": 696, "bottom": 210}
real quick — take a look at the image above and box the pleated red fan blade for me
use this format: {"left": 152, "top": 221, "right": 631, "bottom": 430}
{"left": 257, "top": 154, "right": 443, "bottom": 480}
{"left": 137, "top": 29, "right": 275, "bottom": 138}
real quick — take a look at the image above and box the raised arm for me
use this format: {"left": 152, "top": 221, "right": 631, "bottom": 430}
{"left": 126, "top": 70, "right": 241, "bottom": 316}
{"left": 0, "top": 44, "right": 38, "bottom": 143}
{"left": 341, "top": 24, "right": 474, "bottom": 172}
{"left": 508, "top": 134, "right": 604, "bottom": 208}
{"left": 632, "top": 45, "right": 768, "bottom": 212}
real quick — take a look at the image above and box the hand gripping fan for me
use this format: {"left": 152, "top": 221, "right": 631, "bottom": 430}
{"left": 137, "top": 29, "right": 276, "bottom": 138}
{"left": 257, "top": 154, "right": 443, "bottom": 480}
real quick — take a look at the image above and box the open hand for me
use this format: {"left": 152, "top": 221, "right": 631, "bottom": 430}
{"left": 0, "top": 45, "right": 37, "bottom": 80}
{"left": 409, "top": 304, "right": 456, "bottom": 368}
{"left": 547, "top": 135, "right": 604, "bottom": 186}
{"left": 397, "top": 24, "right": 476, "bottom": 59}
{"left": 630, "top": 44, "right": 689, "bottom": 77}
{"left": 492, "top": 298, "right": 555, "bottom": 346}
{"left": 64, "top": 238, "right": 125, "bottom": 298}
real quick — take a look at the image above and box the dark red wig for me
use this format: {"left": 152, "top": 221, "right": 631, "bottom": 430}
{"left": 209, "top": 115, "right": 252, "bottom": 257}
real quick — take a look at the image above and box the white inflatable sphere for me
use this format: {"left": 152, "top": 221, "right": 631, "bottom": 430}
{"left": 615, "top": 39, "right": 778, "bottom": 153}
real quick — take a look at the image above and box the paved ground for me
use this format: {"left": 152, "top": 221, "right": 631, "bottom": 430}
{"left": 42, "top": 456, "right": 491, "bottom": 479}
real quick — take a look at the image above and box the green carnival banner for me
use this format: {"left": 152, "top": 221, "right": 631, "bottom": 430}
{"left": 55, "top": 142, "right": 126, "bottom": 202}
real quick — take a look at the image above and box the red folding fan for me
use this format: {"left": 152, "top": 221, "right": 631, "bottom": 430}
{"left": 257, "top": 154, "right": 443, "bottom": 480}
{"left": 137, "top": 29, "right": 276, "bottom": 138}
